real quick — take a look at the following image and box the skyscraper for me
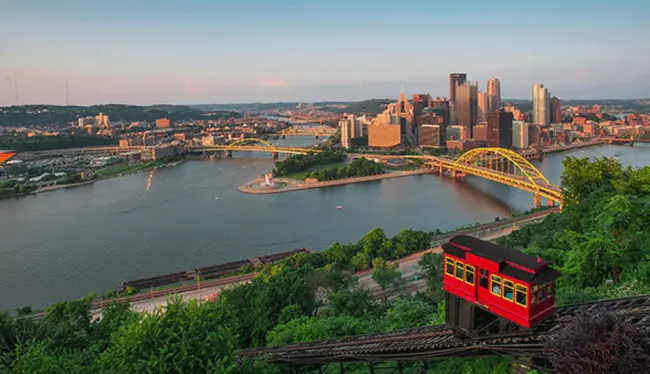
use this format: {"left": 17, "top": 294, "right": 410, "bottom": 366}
{"left": 477, "top": 91, "right": 488, "bottom": 121}
{"left": 512, "top": 121, "right": 529, "bottom": 149}
{"left": 550, "top": 96, "right": 562, "bottom": 123}
{"left": 449, "top": 73, "right": 467, "bottom": 106}
{"left": 455, "top": 81, "right": 478, "bottom": 136}
{"left": 489, "top": 109, "right": 513, "bottom": 148}
{"left": 533, "top": 84, "right": 550, "bottom": 126}
{"left": 487, "top": 78, "right": 501, "bottom": 112}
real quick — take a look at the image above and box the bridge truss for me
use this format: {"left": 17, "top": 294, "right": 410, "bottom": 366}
{"left": 431, "top": 148, "right": 563, "bottom": 207}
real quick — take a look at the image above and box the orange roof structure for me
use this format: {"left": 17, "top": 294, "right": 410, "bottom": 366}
{"left": 0, "top": 151, "right": 17, "bottom": 165}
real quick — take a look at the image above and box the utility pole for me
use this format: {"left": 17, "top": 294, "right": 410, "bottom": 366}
{"left": 65, "top": 79, "right": 70, "bottom": 106}
{"left": 13, "top": 70, "right": 19, "bottom": 105}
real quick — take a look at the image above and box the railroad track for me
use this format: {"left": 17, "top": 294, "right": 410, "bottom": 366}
{"left": 240, "top": 294, "right": 650, "bottom": 365}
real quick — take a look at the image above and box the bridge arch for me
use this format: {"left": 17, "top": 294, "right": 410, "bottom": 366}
{"left": 225, "top": 138, "right": 277, "bottom": 152}
{"left": 454, "top": 148, "right": 551, "bottom": 191}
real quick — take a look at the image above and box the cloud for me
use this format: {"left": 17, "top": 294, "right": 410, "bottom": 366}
{"left": 183, "top": 79, "right": 205, "bottom": 95}
{"left": 574, "top": 69, "right": 588, "bottom": 82}
{"left": 255, "top": 78, "right": 288, "bottom": 88}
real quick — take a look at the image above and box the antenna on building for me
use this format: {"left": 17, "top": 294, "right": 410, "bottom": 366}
{"left": 13, "top": 70, "right": 19, "bottom": 105}
{"left": 65, "top": 79, "right": 70, "bottom": 106}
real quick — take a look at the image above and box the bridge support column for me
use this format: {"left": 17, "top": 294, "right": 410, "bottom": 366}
{"left": 227, "top": 150, "right": 232, "bottom": 158}
{"left": 272, "top": 151, "right": 279, "bottom": 159}
{"left": 547, "top": 198, "right": 555, "bottom": 207}
{"left": 533, "top": 193, "right": 541, "bottom": 208}
{"left": 451, "top": 169, "right": 457, "bottom": 179}
{"left": 439, "top": 164, "right": 444, "bottom": 175}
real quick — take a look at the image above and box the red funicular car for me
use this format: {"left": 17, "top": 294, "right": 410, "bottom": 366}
{"left": 443, "top": 235, "right": 561, "bottom": 333}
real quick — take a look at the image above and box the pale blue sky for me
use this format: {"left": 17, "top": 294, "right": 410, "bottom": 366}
{"left": 1, "top": 0, "right": 649, "bottom": 105}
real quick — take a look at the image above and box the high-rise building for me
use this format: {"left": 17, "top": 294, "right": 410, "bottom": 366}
{"left": 550, "top": 96, "right": 562, "bottom": 123}
{"left": 488, "top": 109, "right": 513, "bottom": 148}
{"left": 487, "top": 78, "right": 501, "bottom": 112}
{"left": 339, "top": 118, "right": 351, "bottom": 148}
{"left": 477, "top": 91, "right": 488, "bottom": 121}
{"left": 455, "top": 81, "right": 478, "bottom": 136}
{"left": 533, "top": 84, "right": 550, "bottom": 126}
{"left": 418, "top": 124, "right": 442, "bottom": 148}
{"left": 449, "top": 73, "right": 467, "bottom": 108}
{"left": 513, "top": 121, "right": 529, "bottom": 149}
{"left": 412, "top": 93, "right": 432, "bottom": 116}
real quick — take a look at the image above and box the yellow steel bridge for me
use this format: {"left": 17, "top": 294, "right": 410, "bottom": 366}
{"left": 190, "top": 138, "right": 321, "bottom": 158}
{"left": 353, "top": 147, "right": 563, "bottom": 208}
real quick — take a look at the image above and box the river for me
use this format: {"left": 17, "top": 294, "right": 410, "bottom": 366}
{"left": 1, "top": 140, "right": 649, "bottom": 311}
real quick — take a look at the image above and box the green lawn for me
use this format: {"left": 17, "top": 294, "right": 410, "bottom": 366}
{"left": 284, "top": 161, "right": 350, "bottom": 180}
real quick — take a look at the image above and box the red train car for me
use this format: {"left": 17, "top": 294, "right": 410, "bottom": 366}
{"left": 443, "top": 235, "right": 560, "bottom": 332}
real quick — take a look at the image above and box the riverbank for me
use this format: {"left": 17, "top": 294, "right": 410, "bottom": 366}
{"left": 0, "top": 159, "right": 185, "bottom": 199}
{"left": 239, "top": 168, "right": 433, "bottom": 194}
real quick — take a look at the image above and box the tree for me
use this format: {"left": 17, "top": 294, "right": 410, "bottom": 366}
{"left": 97, "top": 298, "right": 240, "bottom": 373}
{"left": 371, "top": 258, "right": 402, "bottom": 299}
{"left": 384, "top": 298, "right": 435, "bottom": 331}
{"left": 546, "top": 309, "right": 650, "bottom": 373}
{"left": 319, "top": 289, "right": 379, "bottom": 318}
{"left": 418, "top": 252, "right": 444, "bottom": 300}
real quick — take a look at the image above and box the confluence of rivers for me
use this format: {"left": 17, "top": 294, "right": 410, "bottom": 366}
{"left": 1, "top": 137, "right": 649, "bottom": 311}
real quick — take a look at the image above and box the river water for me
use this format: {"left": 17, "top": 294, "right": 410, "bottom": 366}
{"left": 1, "top": 140, "right": 649, "bottom": 311}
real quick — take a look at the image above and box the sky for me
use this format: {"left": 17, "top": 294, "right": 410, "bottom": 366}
{"left": 1, "top": 0, "right": 649, "bottom": 105}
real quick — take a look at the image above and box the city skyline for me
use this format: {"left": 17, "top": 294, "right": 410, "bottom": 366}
{"left": 2, "top": 0, "right": 650, "bottom": 106}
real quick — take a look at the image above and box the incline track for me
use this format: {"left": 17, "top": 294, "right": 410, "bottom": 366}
{"left": 240, "top": 295, "right": 650, "bottom": 365}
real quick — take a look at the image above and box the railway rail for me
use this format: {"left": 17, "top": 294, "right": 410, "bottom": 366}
{"left": 240, "top": 294, "right": 650, "bottom": 365}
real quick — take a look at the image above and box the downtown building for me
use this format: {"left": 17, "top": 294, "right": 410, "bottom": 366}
{"left": 455, "top": 81, "right": 478, "bottom": 138}
{"left": 487, "top": 78, "right": 501, "bottom": 112}
{"left": 488, "top": 109, "right": 513, "bottom": 148}
{"left": 512, "top": 121, "right": 529, "bottom": 149}
{"left": 339, "top": 114, "right": 364, "bottom": 148}
{"left": 533, "top": 84, "right": 551, "bottom": 126}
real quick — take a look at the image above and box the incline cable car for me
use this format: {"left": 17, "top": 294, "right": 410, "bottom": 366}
{"left": 442, "top": 235, "right": 561, "bottom": 336}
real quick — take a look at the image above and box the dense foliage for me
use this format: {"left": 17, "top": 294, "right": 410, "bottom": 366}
{"left": 546, "top": 308, "right": 650, "bottom": 373}
{"left": 498, "top": 156, "right": 650, "bottom": 304}
{"left": 0, "top": 135, "right": 115, "bottom": 152}
{"left": 272, "top": 148, "right": 345, "bottom": 177}
{"left": 0, "top": 180, "right": 36, "bottom": 197}
{"left": 302, "top": 157, "right": 384, "bottom": 181}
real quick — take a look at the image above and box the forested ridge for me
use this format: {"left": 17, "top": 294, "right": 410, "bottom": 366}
{"left": 1, "top": 156, "right": 649, "bottom": 373}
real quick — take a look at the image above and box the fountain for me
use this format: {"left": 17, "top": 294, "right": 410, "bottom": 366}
{"left": 261, "top": 173, "right": 276, "bottom": 188}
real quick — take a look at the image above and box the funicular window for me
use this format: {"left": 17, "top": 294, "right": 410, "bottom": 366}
{"left": 445, "top": 258, "right": 454, "bottom": 276}
{"left": 490, "top": 275, "right": 502, "bottom": 296}
{"left": 531, "top": 285, "right": 539, "bottom": 306}
{"left": 455, "top": 261, "right": 464, "bottom": 280}
{"left": 547, "top": 283, "right": 555, "bottom": 298}
{"left": 539, "top": 284, "right": 547, "bottom": 302}
{"left": 479, "top": 269, "right": 489, "bottom": 289}
{"left": 516, "top": 284, "right": 528, "bottom": 307}
{"left": 503, "top": 280, "right": 515, "bottom": 301}
{"left": 465, "top": 265, "right": 475, "bottom": 285}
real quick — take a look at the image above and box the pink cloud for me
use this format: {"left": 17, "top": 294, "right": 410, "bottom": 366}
{"left": 574, "top": 69, "right": 588, "bottom": 82}
{"left": 183, "top": 79, "right": 205, "bottom": 95}
{"left": 255, "top": 78, "right": 288, "bottom": 88}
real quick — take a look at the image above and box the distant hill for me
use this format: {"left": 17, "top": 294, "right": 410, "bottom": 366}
{"left": 335, "top": 99, "right": 392, "bottom": 115}
{"left": 0, "top": 105, "right": 241, "bottom": 127}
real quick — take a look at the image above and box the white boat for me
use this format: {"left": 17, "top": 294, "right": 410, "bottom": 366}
{"left": 336, "top": 205, "right": 342, "bottom": 210}
{"left": 215, "top": 196, "right": 219, "bottom": 201}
